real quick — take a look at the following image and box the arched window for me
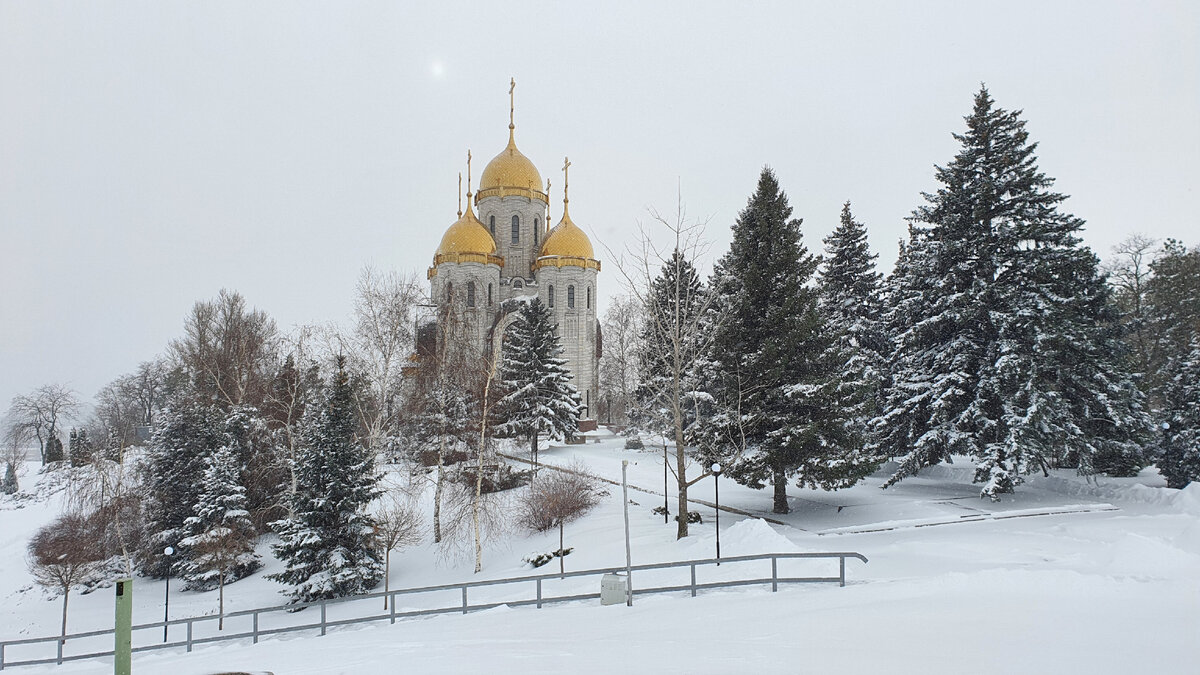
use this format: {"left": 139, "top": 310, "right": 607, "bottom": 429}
{"left": 586, "top": 286, "right": 592, "bottom": 309}
{"left": 511, "top": 215, "right": 520, "bottom": 245}
{"left": 445, "top": 281, "right": 453, "bottom": 303}
{"left": 548, "top": 284, "right": 555, "bottom": 308}
{"left": 514, "top": 278, "right": 524, "bottom": 289}
{"left": 488, "top": 283, "right": 494, "bottom": 306}
{"left": 489, "top": 215, "right": 495, "bottom": 236}
{"left": 534, "top": 218, "right": 539, "bottom": 244}
{"left": 467, "top": 281, "right": 476, "bottom": 307}
{"left": 568, "top": 285, "right": 575, "bottom": 308}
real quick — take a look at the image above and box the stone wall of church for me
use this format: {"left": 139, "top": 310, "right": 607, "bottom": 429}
{"left": 476, "top": 195, "right": 548, "bottom": 281}
{"left": 431, "top": 260, "right": 501, "bottom": 350}
{"left": 535, "top": 264, "right": 600, "bottom": 419}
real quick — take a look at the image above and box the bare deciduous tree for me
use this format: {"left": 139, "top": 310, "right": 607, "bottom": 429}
{"left": 601, "top": 194, "right": 721, "bottom": 538}
{"left": 6, "top": 384, "right": 79, "bottom": 465}
{"left": 518, "top": 461, "right": 606, "bottom": 576}
{"left": 333, "top": 267, "right": 423, "bottom": 454}
{"left": 598, "top": 294, "right": 642, "bottom": 426}
{"left": 172, "top": 289, "right": 279, "bottom": 409}
{"left": 1104, "top": 233, "right": 1158, "bottom": 376}
{"left": 27, "top": 514, "right": 105, "bottom": 638}
{"left": 373, "top": 496, "right": 424, "bottom": 609}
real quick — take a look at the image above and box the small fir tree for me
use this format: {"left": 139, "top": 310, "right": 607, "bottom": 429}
{"left": 179, "top": 444, "right": 261, "bottom": 592}
{"left": 494, "top": 298, "right": 582, "bottom": 468}
{"left": 270, "top": 357, "right": 383, "bottom": 603}
{"left": 141, "top": 399, "right": 226, "bottom": 578}
{"left": 2, "top": 463, "right": 16, "bottom": 494}
{"left": 44, "top": 435, "right": 64, "bottom": 463}
{"left": 67, "top": 428, "right": 95, "bottom": 467}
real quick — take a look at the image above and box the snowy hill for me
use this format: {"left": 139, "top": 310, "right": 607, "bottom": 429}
{"left": 2, "top": 432, "right": 1198, "bottom": 674}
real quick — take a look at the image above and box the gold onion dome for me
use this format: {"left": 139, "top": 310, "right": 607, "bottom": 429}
{"left": 477, "top": 128, "right": 547, "bottom": 204}
{"left": 432, "top": 173, "right": 503, "bottom": 273}
{"left": 535, "top": 200, "right": 601, "bottom": 271}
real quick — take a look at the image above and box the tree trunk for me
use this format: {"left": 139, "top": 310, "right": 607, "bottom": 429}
{"left": 218, "top": 572, "right": 225, "bottom": 630}
{"left": 60, "top": 588, "right": 69, "bottom": 638}
{"left": 472, "top": 437, "right": 485, "bottom": 574}
{"left": 559, "top": 522, "right": 565, "bottom": 577}
{"left": 772, "top": 467, "right": 790, "bottom": 514}
{"left": 675, "top": 428, "right": 690, "bottom": 539}
{"left": 384, "top": 549, "right": 391, "bottom": 610}
{"left": 530, "top": 431, "right": 538, "bottom": 484}
{"left": 432, "top": 445, "right": 444, "bottom": 544}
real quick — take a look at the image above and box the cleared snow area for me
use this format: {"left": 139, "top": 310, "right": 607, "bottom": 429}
{"left": 2, "top": 430, "right": 1197, "bottom": 674}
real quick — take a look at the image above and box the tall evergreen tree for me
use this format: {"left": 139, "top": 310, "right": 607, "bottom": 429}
{"left": 67, "top": 428, "right": 96, "bottom": 467}
{"left": 818, "top": 201, "right": 887, "bottom": 434}
{"left": 179, "top": 444, "right": 261, "bottom": 591}
{"left": 877, "top": 86, "right": 1150, "bottom": 497}
{"left": 270, "top": 357, "right": 383, "bottom": 603}
{"left": 142, "top": 399, "right": 226, "bottom": 578}
{"left": 702, "top": 168, "right": 871, "bottom": 514}
{"left": 1159, "top": 338, "right": 1200, "bottom": 488}
{"left": 1144, "top": 240, "right": 1200, "bottom": 399}
{"left": 495, "top": 298, "right": 582, "bottom": 465}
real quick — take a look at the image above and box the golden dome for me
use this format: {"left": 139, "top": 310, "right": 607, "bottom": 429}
{"left": 432, "top": 202, "right": 503, "bottom": 270}
{"left": 476, "top": 128, "right": 547, "bottom": 204}
{"left": 534, "top": 209, "right": 601, "bottom": 271}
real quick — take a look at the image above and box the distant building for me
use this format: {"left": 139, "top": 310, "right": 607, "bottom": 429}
{"left": 422, "top": 83, "right": 601, "bottom": 422}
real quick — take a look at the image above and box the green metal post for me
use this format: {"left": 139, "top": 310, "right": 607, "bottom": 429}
{"left": 114, "top": 578, "right": 132, "bottom": 675}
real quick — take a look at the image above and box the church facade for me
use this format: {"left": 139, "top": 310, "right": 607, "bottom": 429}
{"left": 425, "top": 88, "right": 601, "bottom": 422}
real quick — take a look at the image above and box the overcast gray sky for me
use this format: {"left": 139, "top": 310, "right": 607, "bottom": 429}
{"left": 2, "top": 0, "right": 1197, "bottom": 416}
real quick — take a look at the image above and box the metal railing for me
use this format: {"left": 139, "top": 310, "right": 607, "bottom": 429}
{"left": 0, "top": 551, "right": 867, "bottom": 670}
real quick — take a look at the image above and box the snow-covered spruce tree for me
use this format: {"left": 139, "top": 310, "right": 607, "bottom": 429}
{"left": 179, "top": 444, "right": 260, "bottom": 592}
{"left": 141, "top": 398, "right": 226, "bottom": 578}
{"left": 1144, "top": 240, "right": 1200, "bottom": 399}
{"left": 876, "top": 86, "right": 1149, "bottom": 497}
{"left": 494, "top": 298, "right": 582, "bottom": 469}
{"left": 68, "top": 428, "right": 96, "bottom": 467}
{"left": 818, "top": 201, "right": 888, "bottom": 435}
{"left": 1159, "top": 338, "right": 1200, "bottom": 488}
{"left": 701, "top": 168, "right": 873, "bottom": 514}
{"left": 270, "top": 356, "right": 383, "bottom": 603}
{"left": 2, "top": 463, "right": 16, "bottom": 494}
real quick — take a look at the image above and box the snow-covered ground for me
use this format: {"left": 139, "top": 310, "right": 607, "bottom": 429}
{"left": 2, "top": 430, "right": 1197, "bottom": 674}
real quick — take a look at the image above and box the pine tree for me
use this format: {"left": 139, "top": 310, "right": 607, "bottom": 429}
{"left": 702, "top": 168, "right": 872, "bottom": 514}
{"left": 67, "top": 428, "right": 95, "bottom": 467}
{"left": 142, "top": 399, "right": 226, "bottom": 578}
{"left": 1144, "top": 240, "right": 1200, "bottom": 398}
{"left": 270, "top": 357, "right": 383, "bottom": 603}
{"left": 877, "top": 86, "right": 1150, "bottom": 497}
{"left": 818, "top": 201, "right": 887, "bottom": 434}
{"left": 44, "top": 435, "right": 64, "bottom": 463}
{"left": 179, "top": 444, "right": 260, "bottom": 592}
{"left": 2, "top": 462, "right": 17, "bottom": 494}
{"left": 1159, "top": 338, "right": 1200, "bottom": 488}
{"left": 495, "top": 298, "right": 582, "bottom": 467}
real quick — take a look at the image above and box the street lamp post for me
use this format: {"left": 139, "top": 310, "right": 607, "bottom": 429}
{"left": 711, "top": 463, "right": 722, "bottom": 564}
{"left": 162, "top": 546, "right": 174, "bottom": 642}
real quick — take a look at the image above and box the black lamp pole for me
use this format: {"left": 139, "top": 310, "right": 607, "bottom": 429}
{"left": 711, "top": 463, "right": 722, "bottom": 564}
{"left": 163, "top": 546, "right": 174, "bottom": 642}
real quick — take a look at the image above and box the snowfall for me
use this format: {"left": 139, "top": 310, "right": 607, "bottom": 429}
{"left": 2, "top": 429, "right": 1197, "bottom": 674}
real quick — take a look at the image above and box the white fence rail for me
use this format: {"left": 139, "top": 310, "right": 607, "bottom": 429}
{"left": 0, "top": 551, "right": 868, "bottom": 670}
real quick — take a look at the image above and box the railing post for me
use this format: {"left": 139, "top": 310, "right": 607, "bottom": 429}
{"left": 690, "top": 564, "right": 696, "bottom": 597}
{"left": 390, "top": 593, "right": 397, "bottom": 624}
{"left": 320, "top": 601, "right": 327, "bottom": 636}
{"left": 461, "top": 587, "right": 468, "bottom": 615}
{"left": 771, "top": 557, "right": 778, "bottom": 592}
{"left": 1, "top": 640, "right": 6, "bottom": 671}
{"left": 840, "top": 556, "right": 846, "bottom": 587}
{"left": 536, "top": 579, "right": 543, "bottom": 609}
{"left": 186, "top": 620, "right": 193, "bottom": 653}
{"left": 253, "top": 611, "right": 259, "bottom": 644}
{"left": 56, "top": 638, "right": 63, "bottom": 665}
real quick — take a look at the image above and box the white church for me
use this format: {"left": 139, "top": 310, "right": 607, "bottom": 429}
{"left": 424, "top": 83, "right": 601, "bottom": 427}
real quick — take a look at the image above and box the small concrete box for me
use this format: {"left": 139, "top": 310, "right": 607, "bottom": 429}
{"left": 600, "top": 573, "right": 627, "bottom": 605}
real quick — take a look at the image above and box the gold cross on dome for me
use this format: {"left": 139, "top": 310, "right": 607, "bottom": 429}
{"left": 509, "top": 78, "right": 516, "bottom": 128}
{"left": 562, "top": 156, "right": 571, "bottom": 204}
